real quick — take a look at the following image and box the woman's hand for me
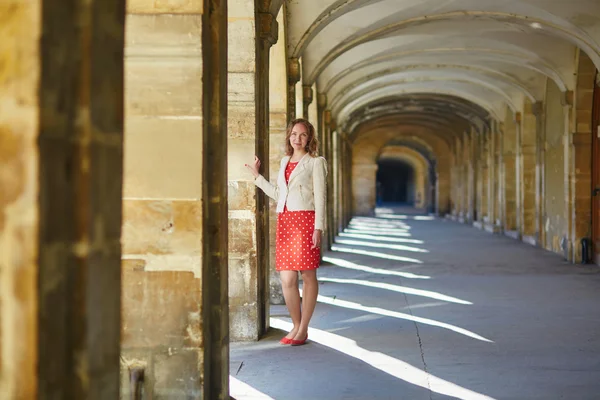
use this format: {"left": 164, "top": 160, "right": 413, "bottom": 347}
{"left": 244, "top": 156, "right": 261, "bottom": 178}
{"left": 312, "top": 229, "right": 322, "bottom": 249}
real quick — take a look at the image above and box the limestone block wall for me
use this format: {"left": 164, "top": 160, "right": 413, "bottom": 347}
{"left": 544, "top": 79, "right": 567, "bottom": 254}
{"left": 121, "top": 4, "right": 203, "bottom": 396}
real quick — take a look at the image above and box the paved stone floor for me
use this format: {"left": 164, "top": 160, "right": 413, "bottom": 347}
{"left": 230, "top": 208, "right": 600, "bottom": 400}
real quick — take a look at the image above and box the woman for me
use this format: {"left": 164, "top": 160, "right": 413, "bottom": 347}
{"left": 245, "top": 118, "right": 327, "bottom": 346}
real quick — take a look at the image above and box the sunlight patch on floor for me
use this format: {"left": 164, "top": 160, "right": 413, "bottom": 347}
{"left": 335, "top": 238, "right": 429, "bottom": 253}
{"left": 322, "top": 256, "right": 430, "bottom": 279}
{"left": 318, "top": 277, "right": 472, "bottom": 305}
{"left": 230, "top": 376, "right": 276, "bottom": 400}
{"left": 339, "top": 232, "right": 424, "bottom": 244}
{"left": 270, "top": 318, "right": 497, "bottom": 400}
{"left": 331, "top": 246, "right": 423, "bottom": 263}
{"left": 311, "top": 292, "right": 492, "bottom": 342}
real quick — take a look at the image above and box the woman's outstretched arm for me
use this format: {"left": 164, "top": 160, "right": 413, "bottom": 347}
{"left": 246, "top": 156, "right": 280, "bottom": 201}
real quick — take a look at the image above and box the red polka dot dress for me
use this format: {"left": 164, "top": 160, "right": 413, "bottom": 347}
{"left": 275, "top": 161, "right": 320, "bottom": 271}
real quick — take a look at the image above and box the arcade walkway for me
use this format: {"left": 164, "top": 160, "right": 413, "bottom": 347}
{"left": 230, "top": 209, "right": 600, "bottom": 400}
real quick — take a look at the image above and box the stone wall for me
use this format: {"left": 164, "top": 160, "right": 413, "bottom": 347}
{"left": 543, "top": 79, "right": 567, "bottom": 254}
{"left": 121, "top": 3, "right": 203, "bottom": 396}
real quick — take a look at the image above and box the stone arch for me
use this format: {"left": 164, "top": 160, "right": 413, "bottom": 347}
{"left": 351, "top": 121, "right": 453, "bottom": 215}
{"left": 377, "top": 146, "right": 431, "bottom": 209}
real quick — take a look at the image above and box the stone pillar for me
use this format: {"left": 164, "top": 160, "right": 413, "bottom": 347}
{"left": 341, "top": 134, "right": 352, "bottom": 227}
{"left": 332, "top": 132, "right": 342, "bottom": 237}
{"left": 476, "top": 129, "right": 489, "bottom": 228}
{"left": 121, "top": 2, "right": 204, "bottom": 396}
{"left": 268, "top": 10, "right": 287, "bottom": 305}
{"left": 486, "top": 127, "right": 496, "bottom": 231}
{"left": 324, "top": 110, "right": 334, "bottom": 249}
{"left": 503, "top": 110, "right": 519, "bottom": 235}
{"left": 449, "top": 141, "right": 458, "bottom": 217}
{"left": 456, "top": 135, "right": 468, "bottom": 220}
{"left": 287, "top": 58, "right": 300, "bottom": 123}
{"left": 347, "top": 141, "right": 355, "bottom": 222}
{"left": 353, "top": 163, "right": 377, "bottom": 216}
{"left": 1, "top": 1, "right": 125, "bottom": 397}
{"left": 520, "top": 100, "right": 539, "bottom": 245}
{"left": 437, "top": 154, "right": 452, "bottom": 216}
{"left": 227, "top": 0, "right": 277, "bottom": 341}
{"left": 1, "top": 5, "right": 41, "bottom": 396}
{"left": 467, "top": 129, "right": 477, "bottom": 223}
{"left": 534, "top": 101, "right": 546, "bottom": 247}
{"left": 462, "top": 134, "right": 470, "bottom": 220}
{"left": 569, "top": 50, "right": 595, "bottom": 262}
{"left": 317, "top": 94, "right": 327, "bottom": 159}
{"left": 303, "top": 85, "right": 313, "bottom": 120}
{"left": 202, "top": 0, "right": 229, "bottom": 397}
{"left": 330, "top": 120, "right": 338, "bottom": 242}
{"left": 494, "top": 123, "right": 504, "bottom": 232}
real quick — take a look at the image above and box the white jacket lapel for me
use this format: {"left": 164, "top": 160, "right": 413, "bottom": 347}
{"left": 287, "top": 153, "right": 309, "bottom": 184}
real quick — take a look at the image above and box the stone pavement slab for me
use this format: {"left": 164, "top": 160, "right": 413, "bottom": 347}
{"left": 231, "top": 212, "right": 600, "bottom": 400}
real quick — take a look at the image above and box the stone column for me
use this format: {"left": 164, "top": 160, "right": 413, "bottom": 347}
{"left": 486, "top": 127, "right": 496, "bottom": 231}
{"left": 1, "top": 5, "right": 40, "bottom": 396}
{"left": 340, "top": 134, "right": 352, "bottom": 227}
{"left": 287, "top": 58, "right": 300, "bottom": 123}
{"left": 121, "top": 3, "right": 204, "bottom": 396}
{"left": 503, "top": 110, "right": 519, "bottom": 236}
{"left": 467, "top": 129, "right": 477, "bottom": 223}
{"left": 324, "top": 110, "right": 334, "bottom": 249}
{"left": 268, "top": 10, "right": 287, "bottom": 305}
{"left": 449, "top": 141, "right": 458, "bottom": 217}
{"left": 202, "top": 0, "right": 229, "bottom": 397}
{"left": 457, "top": 135, "right": 468, "bottom": 221}
{"left": 534, "top": 101, "right": 546, "bottom": 247}
{"left": 346, "top": 139, "right": 355, "bottom": 223}
{"left": 520, "top": 100, "right": 539, "bottom": 245}
{"left": 303, "top": 85, "right": 313, "bottom": 120}
{"left": 476, "top": 129, "right": 489, "bottom": 228}
{"left": 329, "top": 120, "right": 338, "bottom": 242}
{"left": 437, "top": 154, "right": 452, "bottom": 216}
{"left": 317, "top": 94, "right": 327, "bottom": 156}
{"left": 568, "top": 50, "right": 594, "bottom": 262}
{"left": 227, "top": 0, "right": 277, "bottom": 341}
{"left": 1, "top": 1, "right": 125, "bottom": 397}
{"left": 494, "top": 123, "right": 504, "bottom": 232}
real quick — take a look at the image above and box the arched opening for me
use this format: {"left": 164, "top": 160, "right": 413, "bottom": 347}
{"left": 376, "top": 159, "right": 416, "bottom": 205}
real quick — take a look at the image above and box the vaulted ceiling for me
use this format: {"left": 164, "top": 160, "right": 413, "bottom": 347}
{"left": 285, "top": 0, "right": 600, "bottom": 142}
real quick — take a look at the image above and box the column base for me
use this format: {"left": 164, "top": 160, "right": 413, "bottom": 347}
{"left": 473, "top": 221, "right": 484, "bottom": 230}
{"left": 484, "top": 222, "right": 502, "bottom": 234}
{"left": 522, "top": 235, "right": 537, "bottom": 246}
{"left": 504, "top": 230, "right": 520, "bottom": 240}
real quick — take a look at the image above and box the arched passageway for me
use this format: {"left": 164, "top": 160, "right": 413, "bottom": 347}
{"left": 376, "top": 159, "right": 415, "bottom": 205}
{"left": 4, "top": 0, "right": 600, "bottom": 398}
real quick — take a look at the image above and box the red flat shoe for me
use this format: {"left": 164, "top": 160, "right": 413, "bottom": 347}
{"left": 279, "top": 337, "right": 292, "bottom": 345}
{"left": 290, "top": 335, "right": 308, "bottom": 346}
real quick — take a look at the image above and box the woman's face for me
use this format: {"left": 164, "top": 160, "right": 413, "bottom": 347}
{"left": 289, "top": 123, "right": 309, "bottom": 152}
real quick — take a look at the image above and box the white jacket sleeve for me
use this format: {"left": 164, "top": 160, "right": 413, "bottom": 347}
{"left": 254, "top": 174, "right": 279, "bottom": 202}
{"left": 313, "top": 156, "right": 328, "bottom": 231}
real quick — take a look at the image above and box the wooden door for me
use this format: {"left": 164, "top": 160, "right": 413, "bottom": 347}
{"left": 592, "top": 70, "right": 600, "bottom": 265}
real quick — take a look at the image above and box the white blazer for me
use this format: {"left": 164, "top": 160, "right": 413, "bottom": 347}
{"left": 254, "top": 154, "right": 328, "bottom": 231}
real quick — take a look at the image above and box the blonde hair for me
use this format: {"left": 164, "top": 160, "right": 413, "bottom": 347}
{"left": 285, "top": 118, "right": 319, "bottom": 157}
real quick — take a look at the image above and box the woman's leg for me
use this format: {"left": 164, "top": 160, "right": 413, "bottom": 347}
{"left": 279, "top": 270, "right": 301, "bottom": 339}
{"left": 294, "top": 269, "right": 318, "bottom": 340}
